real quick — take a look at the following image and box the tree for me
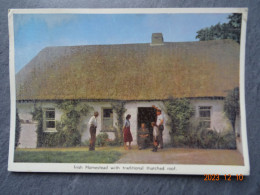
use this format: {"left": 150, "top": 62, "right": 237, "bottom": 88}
{"left": 15, "top": 109, "right": 21, "bottom": 148}
{"left": 224, "top": 87, "right": 240, "bottom": 132}
{"left": 196, "top": 13, "right": 242, "bottom": 43}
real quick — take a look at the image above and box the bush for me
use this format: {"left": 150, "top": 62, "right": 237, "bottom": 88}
{"left": 96, "top": 133, "right": 109, "bottom": 147}
{"left": 172, "top": 119, "right": 236, "bottom": 149}
{"left": 107, "top": 139, "right": 120, "bottom": 146}
{"left": 32, "top": 101, "right": 92, "bottom": 148}
{"left": 164, "top": 98, "right": 194, "bottom": 143}
{"left": 32, "top": 107, "right": 44, "bottom": 147}
{"left": 15, "top": 109, "right": 21, "bottom": 148}
{"left": 217, "top": 131, "right": 236, "bottom": 149}
{"left": 172, "top": 135, "right": 186, "bottom": 147}
{"left": 81, "top": 140, "right": 90, "bottom": 147}
{"left": 224, "top": 87, "right": 240, "bottom": 132}
{"left": 196, "top": 128, "right": 219, "bottom": 149}
{"left": 111, "top": 102, "right": 127, "bottom": 146}
{"left": 39, "top": 122, "right": 81, "bottom": 147}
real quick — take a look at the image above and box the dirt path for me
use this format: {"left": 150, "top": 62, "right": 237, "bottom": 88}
{"left": 116, "top": 148, "right": 244, "bottom": 165}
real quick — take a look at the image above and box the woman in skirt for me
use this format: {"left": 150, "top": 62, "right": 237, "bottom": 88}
{"left": 123, "top": 114, "right": 133, "bottom": 150}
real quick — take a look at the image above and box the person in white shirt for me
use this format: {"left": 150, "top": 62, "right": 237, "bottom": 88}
{"left": 152, "top": 105, "right": 164, "bottom": 149}
{"left": 88, "top": 111, "right": 99, "bottom": 151}
{"left": 151, "top": 122, "right": 159, "bottom": 152}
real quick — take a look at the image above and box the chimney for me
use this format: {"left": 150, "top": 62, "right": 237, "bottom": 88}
{"left": 151, "top": 33, "right": 164, "bottom": 46}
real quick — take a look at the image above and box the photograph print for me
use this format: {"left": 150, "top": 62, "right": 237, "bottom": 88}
{"left": 8, "top": 8, "right": 249, "bottom": 175}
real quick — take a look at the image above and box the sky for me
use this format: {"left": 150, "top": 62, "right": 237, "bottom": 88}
{"left": 14, "top": 13, "right": 230, "bottom": 73}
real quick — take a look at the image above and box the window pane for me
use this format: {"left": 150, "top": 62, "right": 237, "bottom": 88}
{"left": 46, "top": 110, "right": 55, "bottom": 119}
{"left": 199, "top": 106, "right": 211, "bottom": 110}
{"left": 103, "top": 118, "right": 113, "bottom": 130}
{"left": 103, "top": 109, "right": 113, "bottom": 118}
{"left": 46, "top": 121, "right": 55, "bottom": 128}
{"left": 199, "top": 110, "right": 210, "bottom": 118}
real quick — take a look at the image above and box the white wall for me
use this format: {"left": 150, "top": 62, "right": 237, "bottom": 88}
{"left": 17, "top": 102, "right": 63, "bottom": 122}
{"left": 17, "top": 99, "right": 234, "bottom": 148}
{"left": 80, "top": 101, "right": 171, "bottom": 146}
{"left": 16, "top": 101, "right": 117, "bottom": 148}
{"left": 191, "top": 99, "right": 232, "bottom": 132}
{"left": 18, "top": 123, "right": 37, "bottom": 148}
{"left": 78, "top": 101, "right": 117, "bottom": 143}
{"left": 17, "top": 102, "right": 63, "bottom": 148}
{"left": 17, "top": 102, "right": 37, "bottom": 148}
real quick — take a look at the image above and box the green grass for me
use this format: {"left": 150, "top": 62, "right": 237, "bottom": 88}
{"left": 14, "top": 149, "right": 122, "bottom": 163}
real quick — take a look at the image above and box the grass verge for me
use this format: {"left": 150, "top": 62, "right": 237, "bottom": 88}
{"left": 14, "top": 149, "right": 122, "bottom": 163}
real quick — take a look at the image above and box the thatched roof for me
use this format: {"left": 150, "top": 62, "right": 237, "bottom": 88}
{"left": 16, "top": 39, "right": 239, "bottom": 101}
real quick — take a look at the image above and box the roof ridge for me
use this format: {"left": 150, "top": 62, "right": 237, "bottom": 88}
{"left": 42, "top": 39, "right": 238, "bottom": 50}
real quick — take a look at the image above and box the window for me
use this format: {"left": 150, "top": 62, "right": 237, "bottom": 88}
{"left": 44, "top": 108, "right": 56, "bottom": 131}
{"left": 102, "top": 108, "right": 113, "bottom": 131}
{"left": 199, "top": 106, "right": 211, "bottom": 128}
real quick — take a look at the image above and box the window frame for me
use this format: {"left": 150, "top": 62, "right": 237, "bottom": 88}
{"left": 198, "top": 106, "right": 212, "bottom": 129}
{"left": 101, "top": 107, "right": 114, "bottom": 132}
{"left": 43, "top": 108, "right": 57, "bottom": 132}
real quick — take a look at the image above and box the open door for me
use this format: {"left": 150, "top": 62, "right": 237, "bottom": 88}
{"left": 137, "top": 107, "right": 157, "bottom": 144}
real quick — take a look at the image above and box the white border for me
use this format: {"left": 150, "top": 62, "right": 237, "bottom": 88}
{"left": 8, "top": 8, "right": 250, "bottom": 175}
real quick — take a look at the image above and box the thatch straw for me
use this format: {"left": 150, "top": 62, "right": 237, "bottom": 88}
{"left": 16, "top": 39, "right": 239, "bottom": 101}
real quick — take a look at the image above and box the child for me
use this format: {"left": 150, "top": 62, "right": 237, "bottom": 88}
{"left": 151, "top": 122, "right": 159, "bottom": 152}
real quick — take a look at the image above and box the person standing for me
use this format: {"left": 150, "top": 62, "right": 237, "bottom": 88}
{"left": 123, "top": 114, "right": 133, "bottom": 150}
{"left": 88, "top": 111, "right": 99, "bottom": 151}
{"left": 152, "top": 105, "right": 164, "bottom": 149}
{"left": 151, "top": 122, "right": 159, "bottom": 152}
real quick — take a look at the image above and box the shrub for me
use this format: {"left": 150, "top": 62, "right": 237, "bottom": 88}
{"left": 164, "top": 98, "right": 194, "bottom": 133}
{"left": 15, "top": 109, "right": 21, "bottom": 148}
{"left": 196, "top": 128, "right": 219, "bottom": 149}
{"left": 224, "top": 87, "right": 240, "bottom": 131}
{"left": 96, "top": 133, "right": 109, "bottom": 147}
{"left": 172, "top": 135, "right": 186, "bottom": 147}
{"left": 217, "top": 130, "right": 236, "bottom": 149}
{"left": 32, "top": 101, "right": 92, "bottom": 148}
{"left": 107, "top": 139, "right": 119, "bottom": 146}
{"left": 111, "top": 102, "right": 127, "bottom": 146}
{"left": 171, "top": 119, "right": 236, "bottom": 149}
{"left": 34, "top": 121, "right": 81, "bottom": 147}
{"left": 164, "top": 98, "right": 194, "bottom": 144}
{"left": 81, "top": 140, "right": 90, "bottom": 147}
{"left": 32, "top": 107, "right": 44, "bottom": 147}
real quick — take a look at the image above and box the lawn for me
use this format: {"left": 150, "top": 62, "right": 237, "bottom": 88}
{"left": 14, "top": 146, "right": 244, "bottom": 165}
{"left": 14, "top": 147, "right": 123, "bottom": 163}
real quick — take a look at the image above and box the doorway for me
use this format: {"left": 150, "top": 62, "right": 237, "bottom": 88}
{"left": 137, "top": 107, "right": 157, "bottom": 144}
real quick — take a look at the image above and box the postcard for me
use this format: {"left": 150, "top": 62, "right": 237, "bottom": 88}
{"left": 8, "top": 8, "right": 249, "bottom": 175}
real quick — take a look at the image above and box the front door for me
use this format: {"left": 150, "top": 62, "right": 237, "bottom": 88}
{"left": 137, "top": 107, "right": 157, "bottom": 144}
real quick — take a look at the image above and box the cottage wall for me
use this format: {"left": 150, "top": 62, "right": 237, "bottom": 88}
{"left": 80, "top": 101, "right": 171, "bottom": 146}
{"left": 17, "top": 99, "right": 234, "bottom": 148}
{"left": 16, "top": 102, "right": 63, "bottom": 148}
{"left": 191, "top": 99, "right": 232, "bottom": 132}
{"left": 79, "top": 101, "right": 117, "bottom": 143}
